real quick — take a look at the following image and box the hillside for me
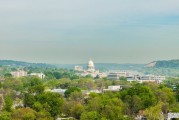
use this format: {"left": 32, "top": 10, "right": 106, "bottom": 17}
{"left": 0, "top": 60, "right": 56, "bottom": 68}
{"left": 146, "top": 60, "right": 179, "bottom": 68}
{"left": 144, "top": 60, "right": 179, "bottom": 76}
{"left": 1, "top": 59, "right": 179, "bottom": 76}
{"left": 56, "top": 63, "right": 144, "bottom": 71}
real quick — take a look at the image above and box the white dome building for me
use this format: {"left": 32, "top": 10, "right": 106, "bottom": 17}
{"left": 87, "top": 59, "right": 95, "bottom": 72}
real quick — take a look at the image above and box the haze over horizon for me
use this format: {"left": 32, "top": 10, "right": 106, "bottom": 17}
{"left": 1, "top": 0, "right": 179, "bottom": 64}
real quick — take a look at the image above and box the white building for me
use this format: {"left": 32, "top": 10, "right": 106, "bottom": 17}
{"left": 107, "top": 71, "right": 128, "bottom": 80}
{"left": 87, "top": 59, "right": 95, "bottom": 72}
{"left": 139, "top": 75, "right": 166, "bottom": 83}
{"left": 11, "top": 70, "right": 27, "bottom": 78}
{"left": 50, "top": 89, "right": 67, "bottom": 96}
{"left": 75, "top": 59, "right": 107, "bottom": 78}
{"left": 83, "top": 90, "right": 102, "bottom": 95}
{"left": 74, "top": 66, "right": 83, "bottom": 71}
{"left": 103, "top": 85, "right": 122, "bottom": 92}
{"left": 30, "top": 73, "right": 45, "bottom": 79}
{"left": 103, "top": 85, "right": 131, "bottom": 92}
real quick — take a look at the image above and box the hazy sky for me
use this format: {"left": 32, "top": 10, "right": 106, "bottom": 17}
{"left": 0, "top": 0, "right": 179, "bottom": 64}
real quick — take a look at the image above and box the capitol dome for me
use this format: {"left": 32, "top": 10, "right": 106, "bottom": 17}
{"left": 88, "top": 59, "right": 94, "bottom": 67}
{"left": 87, "top": 59, "right": 95, "bottom": 72}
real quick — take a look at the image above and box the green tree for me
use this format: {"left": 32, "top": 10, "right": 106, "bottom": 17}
{"left": 3, "top": 96, "right": 13, "bottom": 112}
{"left": 37, "top": 92, "right": 64, "bottom": 118}
{"left": 70, "top": 103, "right": 84, "bottom": 119}
{"left": 12, "top": 108, "right": 36, "bottom": 120}
{"left": 80, "top": 111, "right": 100, "bottom": 120}
{"left": 4, "top": 73, "right": 12, "bottom": 78}
{"left": 119, "top": 76, "right": 127, "bottom": 81}
{"left": 24, "top": 93, "right": 36, "bottom": 108}
{"left": 64, "top": 87, "right": 81, "bottom": 98}
{"left": 28, "top": 85, "right": 44, "bottom": 94}
{"left": 0, "top": 111, "right": 11, "bottom": 120}
{"left": 3, "top": 78, "right": 23, "bottom": 91}
{"left": 86, "top": 93, "right": 125, "bottom": 120}
{"left": 69, "top": 91, "right": 85, "bottom": 103}
{"left": 120, "top": 84, "right": 156, "bottom": 116}
{"left": 144, "top": 102, "right": 164, "bottom": 120}
{"left": 36, "top": 111, "right": 53, "bottom": 120}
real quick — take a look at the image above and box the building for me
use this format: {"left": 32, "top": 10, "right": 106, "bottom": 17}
{"left": 139, "top": 75, "right": 166, "bottom": 83}
{"left": 83, "top": 90, "right": 102, "bottom": 95}
{"left": 50, "top": 89, "right": 67, "bottom": 96}
{"left": 97, "top": 73, "right": 108, "bottom": 78}
{"left": 75, "top": 59, "right": 107, "bottom": 78}
{"left": 107, "top": 71, "right": 128, "bottom": 80}
{"left": 87, "top": 59, "right": 95, "bottom": 72}
{"left": 103, "top": 85, "right": 131, "bottom": 92}
{"left": 11, "top": 70, "right": 27, "bottom": 78}
{"left": 30, "top": 73, "right": 45, "bottom": 79}
{"left": 74, "top": 66, "right": 83, "bottom": 71}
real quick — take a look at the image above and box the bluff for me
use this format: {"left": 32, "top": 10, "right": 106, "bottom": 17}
{"left": 146, "top": 60, "right": 179, "bottom": 68}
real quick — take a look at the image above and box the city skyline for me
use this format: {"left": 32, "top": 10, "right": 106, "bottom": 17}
{"left": 1, "top": 0, "right": 179, "bottom": 64}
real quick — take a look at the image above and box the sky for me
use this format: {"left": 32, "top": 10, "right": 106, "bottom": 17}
{"left": 0, "top": 0, "right": 179, "bottom": 64}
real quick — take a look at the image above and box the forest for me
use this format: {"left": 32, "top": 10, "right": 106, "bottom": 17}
{"left": 0, "top": 67, "right": 179, "bottom": 120}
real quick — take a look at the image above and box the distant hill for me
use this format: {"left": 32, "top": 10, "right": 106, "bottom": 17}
{"left": 0, "top": 60, "right": 145, "bottom": 71}
{"left": 146, "top": 61, "right": 157, "bottom": 67}
{"left": 0, "top": 60, "right": 56, "bottom": 68}
{"left": 146, "top": 60, "right": 179, "bottom": 68}
{"left": 56, "top": 63, "right": 145, "bottom": 71}
{"left": 1, "top": 59, "right": 179, "bottom": 76}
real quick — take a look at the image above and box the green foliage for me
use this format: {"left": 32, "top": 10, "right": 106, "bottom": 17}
{"left": 0, "top": 82, "right": 3, "bottom": 89}
{"left": 32, "top": 102, "right": 43, "bottom": 112}
{"left": 4, "top": 73, "right": 12, "bottom": 78}
{"left": 24, "top": 93, "right": 36, "bottom": 108}
{"left": 36, "top": 111, "right": 53, "bottom": 120}
{"left": 144, "top": 102, "right": 164, "bottom": 120}
{"left": 85, "top": 93, "right": 125, "bottom": 120}
{"left": 11, "top": 108, "right": 36, "bottom": 120}
{"left": 155, "top": 60, "right": 179, "bottom": 68}
{"left": 64, "top": 87, "right": 81, "bottom": 98}
{"left": 22, "top": 76, "right": 42, "bottom": 89}
{"left": 24, "top": 92, "right": 64, "bottom": 118}
{"left": 29, "top": 77, "right": 42, "bottom": 87}
{"left": 0, "top": 60, "right": 55, "bottom": 68}
{"left": 70, "top": 103, "right": 85, "bottom": 119}
{"left": 3, "top": 78, "right": 23, "bottom": 91}
{"left": 170, "top": 103, "right": 179, "bottom": 112}
{"left": 141, "top": 67, "right": 179, "bottom": 76}
{"left": 36, "top": 92, "right": 64, "bottom": 118}
{"left": 3, "top": 96, "right": 13, "bottom": 112}
{"left": 119, "top": 76, "right": 127, "bottom": 81}
{"left": 28, "top": 85, "right": 45, "bottom": 94}
{"left": 0, "top": 111, "right": 11, "bottom": 120}
{"left": 80, "top": 111, "right": 100, "bottom": 120}
{"left": 2, "top": 67, "right": 179, "bottom": 119}
{"left": 120, "top": 84, "right": 156, "bottom": 115}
